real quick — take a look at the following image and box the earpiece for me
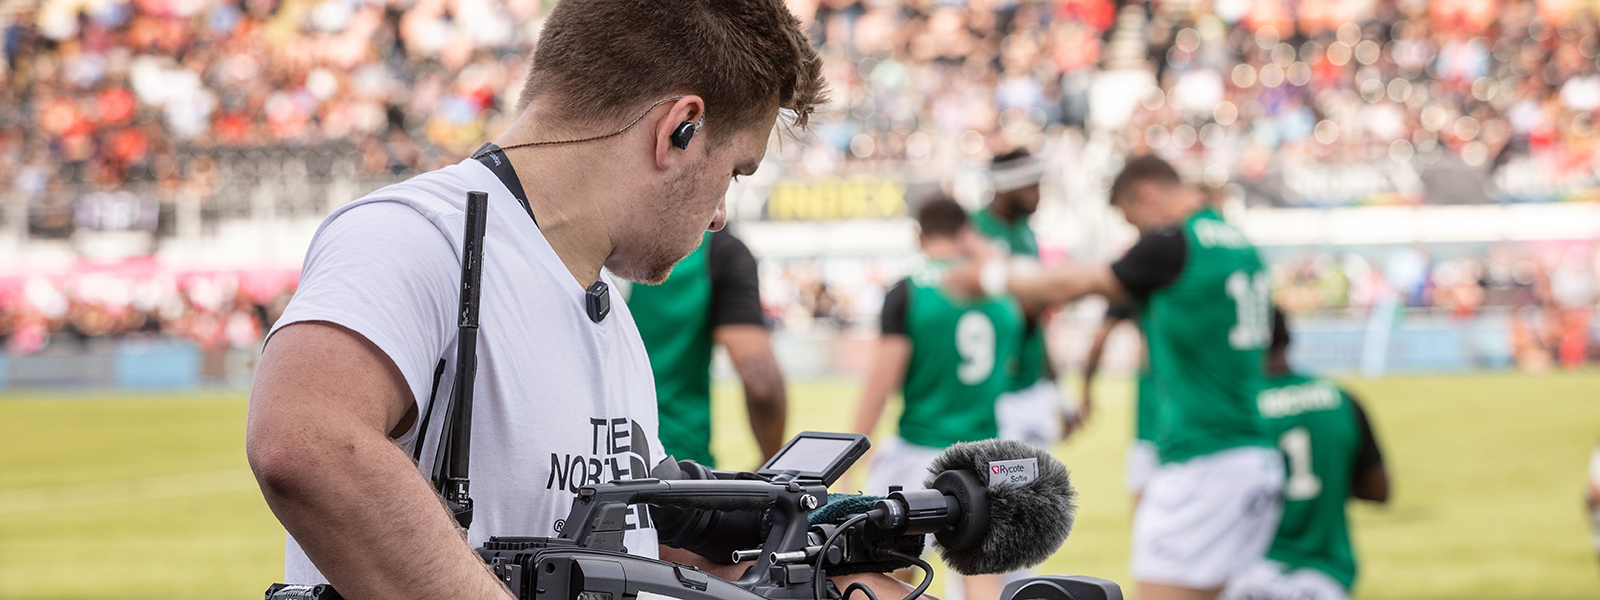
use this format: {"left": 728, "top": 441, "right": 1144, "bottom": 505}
{"left": 671, "top": 120, "right": 700, "bottom": 149}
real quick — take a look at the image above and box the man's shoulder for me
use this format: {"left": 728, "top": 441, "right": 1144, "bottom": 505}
{"left": 311, "top": 161, "right": 494, "bottom": 251}
{"left": 343, "top": 162, "right": 483, "bottom": 222}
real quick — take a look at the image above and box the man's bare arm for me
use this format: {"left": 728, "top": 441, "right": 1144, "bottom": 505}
{"left": 246, "top": 322, "right": 514, "bottom": 600}
{"left": 851, "top": 335, "right": 911, "bottom": 438}
{"left": 946, "top": 260, "right": 1128, "bottom": 312}
{"left": 1353, "top": 462, "right": 1390, "bottom": 503}
{"left": 1079, "top": 316, "right": 1123, "bottom": 424}
{"left": 1007, "top": 263, "right": 1130, "bottom": 309}
{"left": 715, "top": 324, "right": 789, "bottom": 462}
{"left": 835, "top": 335, "right": 911, "bottom": 492}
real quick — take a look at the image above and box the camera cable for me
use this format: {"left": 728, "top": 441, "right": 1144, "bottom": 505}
{"left": 883, "top": 550, "right": 933, "bottom": 600}
{"left": 842, "top": 582, "right": 880, "bottom": 600}
{"left": 811, "top": 512, "right": 871, "bottom": 600}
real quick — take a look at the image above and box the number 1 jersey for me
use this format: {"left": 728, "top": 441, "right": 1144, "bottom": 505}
{"left": 1257, "top": 373, "right": 1382, "bottom": 590}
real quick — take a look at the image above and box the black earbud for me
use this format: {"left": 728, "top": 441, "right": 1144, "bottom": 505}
{"left": 671, "top": 121, "right": 699, "bottom": 149}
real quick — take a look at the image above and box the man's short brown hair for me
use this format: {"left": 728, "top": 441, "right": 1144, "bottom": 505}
{"left": 917, "top": 196, "right": 969, "bottom": 239}
{"left": 518, "top": 0, "right": 826, "bottom": 141}
{"left": 1108, "top": 155, "right": 1182, "bottom": 205}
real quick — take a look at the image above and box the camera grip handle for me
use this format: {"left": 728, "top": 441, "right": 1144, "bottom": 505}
{"left": 648, "top": 489, "right": 781, "bottom": 512}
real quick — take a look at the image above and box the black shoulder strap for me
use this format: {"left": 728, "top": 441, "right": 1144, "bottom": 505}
{"left": 411, "top": 358, "right": 449, "bottom": 463}
{"left": 473, "top": 142, "right": 536, "bottom": 225}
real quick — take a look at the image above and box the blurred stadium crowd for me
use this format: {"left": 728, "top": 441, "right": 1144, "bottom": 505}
{"left": 1119, "top": 0, "right": 1599, "bottom": 196}
{"left": 2, "top": 0, "right": 1599, "bottom": 367}
{"left": 10, "top": 0, "right": 1590, "bottom": 203}
{"left": 0, "top": 267, "right": 294, "bottom": 355}
{"left": 0, "top": 0, "right": 537, "bottom": 192}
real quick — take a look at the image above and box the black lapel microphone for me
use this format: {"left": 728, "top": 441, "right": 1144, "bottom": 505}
{"left": 586, "top": 281, "right": 610, "bottom": 323}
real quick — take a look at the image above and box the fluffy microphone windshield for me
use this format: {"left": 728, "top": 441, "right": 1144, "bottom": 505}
{"left": 924, "top": 439, "right": 1076, "bottom": 576}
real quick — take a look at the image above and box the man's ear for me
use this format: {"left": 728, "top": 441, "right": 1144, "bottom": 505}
{"left": 654, "top": 95, "right": 706, "bottom": 170}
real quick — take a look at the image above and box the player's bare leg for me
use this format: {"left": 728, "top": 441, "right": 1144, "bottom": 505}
{"left": 1137, "top": 581, "right": 1222, "bottom": 600}
{"left": 963, "top": 572, "right": 1005, "bottom": 600}
{"left": 1587, "top": 441, "right": 1600, "bottom": 569}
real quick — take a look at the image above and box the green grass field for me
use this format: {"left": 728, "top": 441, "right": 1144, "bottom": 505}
{"left": 2, "top": 372, "right": 1598, "bottom": 599}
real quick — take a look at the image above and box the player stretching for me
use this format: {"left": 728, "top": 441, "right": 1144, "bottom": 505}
{"left": 627, "top": 228, "right": 788, "bottom": 468}
{"left": 957, "top": 155, "right": 1283, "bottom": 600}
{"left": 974, "top": 149, "right": 1071, "bottom": 448}
{"left": 852, "top": 196, "right": 1024, "bottom": 600}
{"left": 1224, "top": 308, "right": 1389, "bottom": 600}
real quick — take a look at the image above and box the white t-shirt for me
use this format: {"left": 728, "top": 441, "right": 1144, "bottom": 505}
{"left": 270, "top": 158, "right": 663, "bottom": 584}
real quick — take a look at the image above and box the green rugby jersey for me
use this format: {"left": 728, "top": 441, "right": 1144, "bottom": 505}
{"left": 626, "top": 230, "right": 765, "bottom": 467}
{"left": 1134, "top": 368, "right": 1157, "bottom": 443}
{"left": 881, "top": 262, "right": 1025, "bottom": 448}
{"left": 972, "top": 206, "right": 1048, "bottom": 391}
{"left": 1113, "top": 208, "right": 1272, "bottom": 463}
{"left": 972, "top": 206, "right": 1038, "bottom": 256}
{"left": 1258, "top": 372, "right": 1382, "bottom": 590}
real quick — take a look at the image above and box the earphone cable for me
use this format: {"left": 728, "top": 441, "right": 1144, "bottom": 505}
{"left": 472, "top": 95, "right": 700, "bottom": 159}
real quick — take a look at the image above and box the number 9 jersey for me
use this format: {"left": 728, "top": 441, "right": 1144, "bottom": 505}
{"left": 880, "top": 262, "right": 1025, "bottom": 448}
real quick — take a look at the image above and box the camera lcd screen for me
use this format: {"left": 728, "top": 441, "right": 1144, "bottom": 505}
{"left": 764, "top": 437, "right": 858, "bottom": 474}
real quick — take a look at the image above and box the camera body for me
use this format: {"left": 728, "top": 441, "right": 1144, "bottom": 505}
{"left": 475, "top": 475, "right": 836, "bottom": 600}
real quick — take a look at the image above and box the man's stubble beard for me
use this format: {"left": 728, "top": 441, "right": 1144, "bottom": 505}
{"left": 605, "top": 163, "right": 709, "bottom": 285}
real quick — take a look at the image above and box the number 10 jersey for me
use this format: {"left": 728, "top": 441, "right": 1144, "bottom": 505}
{"left": 1137, "top": 208, "right": 1273, "bottom": 464}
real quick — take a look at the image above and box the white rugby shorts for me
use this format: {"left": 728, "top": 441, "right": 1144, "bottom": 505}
{"left": 996, "top": 380, "right": 1072, "bottom": 449}
{"left": 1222, "top": 561, "right": 1347, "bottom": 600}
{"left": 864, "top": 435, "right": 943, "bottom": 494}
{"left": 1125, "top": 439, "right": 1158, "bottom": 495}
{"left": 1131, "top": 446, "right": 1285, "bottom": 589}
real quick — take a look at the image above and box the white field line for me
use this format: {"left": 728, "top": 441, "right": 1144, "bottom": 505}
{"left": 0, "top": 469, "right": 258, "bottom": 514}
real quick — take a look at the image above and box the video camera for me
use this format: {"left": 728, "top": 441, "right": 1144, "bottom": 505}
{"left": 268, "top": 431, "right": 1119, "bottom": 600}
{"left": 264, "top": 192, "right": 1121, "bottom": 600}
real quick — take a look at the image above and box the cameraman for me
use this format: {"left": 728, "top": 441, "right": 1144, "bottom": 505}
{"left": 245, "top": 2, "right": 916, "bottom": 599}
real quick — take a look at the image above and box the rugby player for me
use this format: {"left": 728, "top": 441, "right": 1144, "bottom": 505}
{"left": 954, "top": 155, "right": 1283, "bottom": 600}
{"left": 974, "top": 149, "right": 1073, "bottom": 448}
{"left": 851, "top": 196, "right": 1025, "bottom": 600}
{"left": 627, "top": 228, "right": 788, "bottom": 468}
{"left": 1223, "top": 308, "right": 1389, "bottom": 600}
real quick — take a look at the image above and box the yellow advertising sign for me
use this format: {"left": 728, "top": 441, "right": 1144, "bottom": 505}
{"left": 765, "top": 177, "right": 908, "bottom": 221}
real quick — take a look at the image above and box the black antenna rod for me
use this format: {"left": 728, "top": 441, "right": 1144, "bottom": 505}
{"left": 440, "top": 190, "right": 489, "bottom": 530}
